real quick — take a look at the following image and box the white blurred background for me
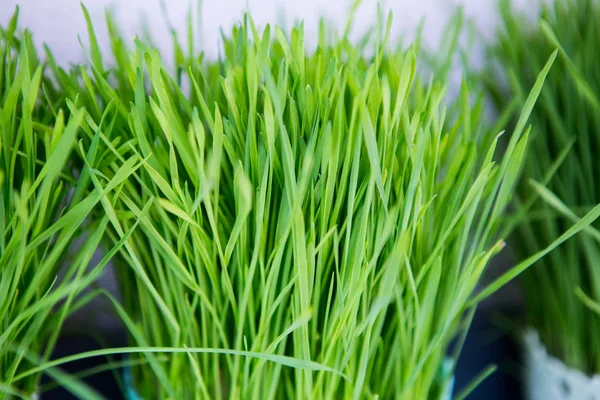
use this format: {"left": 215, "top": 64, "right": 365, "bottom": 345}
{"left": 2, "top": 0, "right": 537, "bottom": 67}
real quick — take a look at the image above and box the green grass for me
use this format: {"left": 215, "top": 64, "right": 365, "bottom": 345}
{"left": 3, "top": 3, "right": 600, "bottom": 399}
{"left": 486, "top": 0, "right": 600, "bottom": 375}
{"left": 0, "top": 10, "right": 139, "bottom": 399}
{"left": 49, "top": 6, "right": 600, "bottom": 398}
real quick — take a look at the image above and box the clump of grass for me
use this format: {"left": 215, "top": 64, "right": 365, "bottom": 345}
{"left": 487, "top": 0, "right": 600, "bottom": 375}
{"left": 0, "top": 10, "right": 140, "bottom": 399}
{"left": 31, "top": 5, "right": 600, "bottom": 399}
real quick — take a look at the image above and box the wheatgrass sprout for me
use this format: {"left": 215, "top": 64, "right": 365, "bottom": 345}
{"left": 0, "top": 10, "right": 141, "bottom": 399}
{"left": 487, "top": 0, "right": 600, "bottom": 375}
{"left": 55, "top": 6, "right": 600, "bottom": 399}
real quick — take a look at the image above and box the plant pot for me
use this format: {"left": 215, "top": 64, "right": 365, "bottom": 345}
{"left": 523, "top": 329, "right": 600, "bottom": 400}
{"left": 438, "top": 358, "right": 455, "bottom": 400}
{"left": 123, "top": 363, "right": 141, "bottom": 400}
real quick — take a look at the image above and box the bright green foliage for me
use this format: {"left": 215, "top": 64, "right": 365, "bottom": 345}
{"left": 0, "top": 10, "right": 138, "bottom": 399}
{"left": 57, "top": 9, "right": 583, "bottom": 398}
{"left": 7, "top": 4, "right": 600, "bottom": 399}
{"left": 487, "top": 0, "right": 600, "bottom": 374}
